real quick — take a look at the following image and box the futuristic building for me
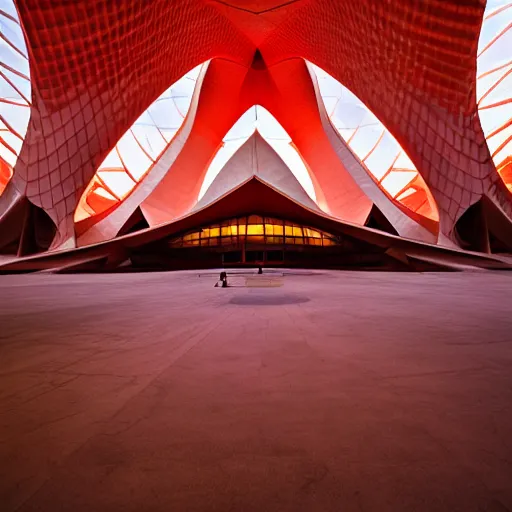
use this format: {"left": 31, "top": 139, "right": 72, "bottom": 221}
{"left": 0, "top": 0, "right": 511, "bottom": 271}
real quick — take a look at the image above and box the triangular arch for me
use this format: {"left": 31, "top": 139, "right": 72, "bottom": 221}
{"left": 199, "top": 105, "right": 317, "bottom": 204}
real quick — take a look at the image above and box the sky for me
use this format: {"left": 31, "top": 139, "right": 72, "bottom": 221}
{"left": 476, "top": 1, "right": 511, "bottom": 168}
{"left": 0, "top": 0, "right": 31, "bottom": 168}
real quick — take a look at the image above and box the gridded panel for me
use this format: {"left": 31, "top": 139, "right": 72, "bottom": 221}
{"left": 6, "top": 0, "right": 511, "bottom": 249}
{"left": 260, "top": 0, "right": 510, "bottom": 237}
{"left": 13, "top": 0, "right": 254, "bottom": 246}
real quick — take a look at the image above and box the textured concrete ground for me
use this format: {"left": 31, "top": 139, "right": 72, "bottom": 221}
{"left": 1, "top": 270, "right": 511, "bottom": 512}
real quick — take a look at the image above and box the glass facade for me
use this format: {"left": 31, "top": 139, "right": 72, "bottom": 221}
{"left": 169, "top": 216, "right": 338, "bottom": 248}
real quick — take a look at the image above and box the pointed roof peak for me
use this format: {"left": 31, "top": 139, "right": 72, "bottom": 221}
{"left": 248, "top": 128, "right": 271, "bottom": 145}
{"left": 194, "top": 131, "right": 319, "bottom": 213}
{"left": 251, "top": 49, "right": 266, "bottom": 70}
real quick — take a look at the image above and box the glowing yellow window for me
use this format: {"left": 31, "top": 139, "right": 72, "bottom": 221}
{"left": 247, "top": 224, "right": 264, "bottom": 235}
{"left": 285, "top": 226, "right": 293, "bottom": 236}
{"left": 230, "top": 225, "right": 238, "bottom": 235}
{"left": 239, "top": 225, "right": 246, "bottom": 235}
{"left": 273, "top": 224, "right": 284, "bottom": 235}
{"left": 201, "top": 228, "right": 210, "bottom": 238}
{"left": 304, "top": 228, "right": 321, "bottom": 238}
{"left": 265, "top": 224, "right": 274, "bottom": 235}
{"left": 292, "top": 226, "right": 303, "bottom": 237}
{"left": 221, "top": 226, "right": 231, "bottom": 236}
{"left": 209, "top": 227, "right": 220, "bottom": 237}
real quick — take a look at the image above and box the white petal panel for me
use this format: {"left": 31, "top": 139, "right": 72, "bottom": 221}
{"left": 199, "top": 106, "right": 316, "bottom": 202}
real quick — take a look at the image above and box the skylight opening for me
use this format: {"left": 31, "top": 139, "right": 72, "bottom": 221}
{"left": 308, "top": 62, "right": 438, "bottom": 221}
{"left": 74, "top": 63, "right": 203, "bottom": 222}
{"left": 0, "top": 0, "right": 31, "bottom": 194}
{"left": 476, "top": 1, "right": 512, "bottom": 190}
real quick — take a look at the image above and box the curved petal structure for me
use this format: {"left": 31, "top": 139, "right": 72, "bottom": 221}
{"left": 199, "top": 105, "right": 316, "bottom": 202}
{"left": 0, "top": 0, "right": 31, "bottom": 193}
{"left": 310, "top": 64, "right": 438, "bottom": 222}
{"left": 0, "top": 0, "right": 510, "bottom": 256}
{"left": 140, "top": 56, "right": 435, "bottom": 243}
{"left": 477, "top": 1, "right": 512, "bottom": 192}
{"left": 75, "top": 64, "right": 202, "bottom": 222}
{"left": 196, "top": 131, "right": 320, "bottom": 212}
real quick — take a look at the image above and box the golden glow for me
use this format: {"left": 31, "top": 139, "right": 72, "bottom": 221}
{"left": 247, "top": 224, "right": 264, "bottom": 235}
{"left": 170, "top": 216, "right": 339, "bottom": 248}
{"left": 303, "top": 227, "right": 321, "bottom": 238}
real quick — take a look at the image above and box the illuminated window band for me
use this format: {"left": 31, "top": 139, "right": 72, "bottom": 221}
{"left": 169, "top": 215, "right": 338, "bottom": 248}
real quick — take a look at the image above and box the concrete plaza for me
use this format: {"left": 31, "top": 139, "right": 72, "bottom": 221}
{"left": 1, "top": 270, "right": 511, "bottom": 511}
